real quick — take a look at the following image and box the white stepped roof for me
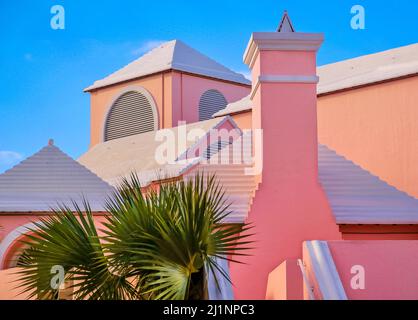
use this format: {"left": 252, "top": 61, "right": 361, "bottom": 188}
{"left": 214, "top": 43, "right": 418, "bottom": 117}
{"left": 319, "top": 144, "right": 418, "bottom": 224}
{"left": 189, "top": 141, "right": 418, "bottom": 225}
{"left": 0, "top": 142, "right": 114, "bottom": 212}
{"left": 4, "top": 128, "right": 416, "bottom": 223}
{"left": 85, "top": 40, "right": 250, "bottom": 91}
{"left": 80, "top": 114, "right": 418, "bottom": 224}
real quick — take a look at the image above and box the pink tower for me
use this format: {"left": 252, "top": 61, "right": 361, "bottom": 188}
{"left": 230, "top": 12, "right": 341, "bottom": 299}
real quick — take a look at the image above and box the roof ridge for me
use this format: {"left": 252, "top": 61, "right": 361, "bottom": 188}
{"left": 0, "top": 143, "right": 114, "bottom": 212}
{"left": 172, "top": 40, "right": 243, "bottom": 75}
{"left": 91, "top": 40, "right": 174, "bottom": 84}
{"left": 319, "top": 42, "right": 418, "bottom": 69}
{"left": 0, "top": 145, "right": 52, "bottom": 176}
{"left": 84, "top": 39, "right": 250, "bottom": 91}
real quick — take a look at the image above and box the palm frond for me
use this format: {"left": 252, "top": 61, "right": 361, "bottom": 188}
{"left": 16, "top": 200, "right": 136, "bottom": 300}
{"left": 17, "top": 172, "right": 253, "bottom": 300}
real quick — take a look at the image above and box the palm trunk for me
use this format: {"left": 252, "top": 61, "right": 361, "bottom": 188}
{"left": 187, "top": 268, "right": 208, "bottom": 300}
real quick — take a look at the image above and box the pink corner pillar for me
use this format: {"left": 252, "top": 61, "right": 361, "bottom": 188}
{"left": 230, "top": 32, "right": 341, "bottom": 299}
{"left": 266, "top": 259, "right": 303, "bottom": 300}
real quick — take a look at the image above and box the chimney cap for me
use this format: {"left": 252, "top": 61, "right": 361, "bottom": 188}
{"left": 277, "top": 10, "right": 295, "bottom": 32}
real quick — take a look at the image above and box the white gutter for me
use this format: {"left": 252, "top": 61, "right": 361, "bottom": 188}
{"left": 297, "top": 259, "right": 315, "bottom": 300}
{"left": 305, "top": 240, "right": 347, "bottom": 300}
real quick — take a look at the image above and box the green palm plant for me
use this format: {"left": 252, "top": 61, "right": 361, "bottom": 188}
{"left": 17, "top": 174, "right": 252, "bottom": 300}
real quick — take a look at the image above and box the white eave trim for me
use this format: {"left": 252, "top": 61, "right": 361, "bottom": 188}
{"left": 318, "top": 70, "right": 418, "bottom": 95}
{"left": 85, "top": 65, "right": 251, "bottom": 92}
{"left": 258, "top": 75, "right": 319, "bottom": 83}
{"left": 305, "top": 240, "right": 348, "bottom": 300}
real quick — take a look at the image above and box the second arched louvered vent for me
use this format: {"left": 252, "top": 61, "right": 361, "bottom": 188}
{"left": 104, "top": 91, "right": 157, "bottom": 141}
{"left": 198, "top": 89, "right": 228, "bottom": 121}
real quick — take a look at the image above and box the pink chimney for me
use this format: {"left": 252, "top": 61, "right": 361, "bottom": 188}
{"left": 230, "top": 12, "right": 341, "bottom": 299}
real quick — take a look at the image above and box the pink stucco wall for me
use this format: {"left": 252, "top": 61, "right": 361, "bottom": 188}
{"left": 88, "top": 71, "right": 250, "bottom": 148}
{"left": 318, "top": 76, "right": 418, "bottom": 199}
{"left": 0, "top": 214, "right": 109, "bottom": 299}
{"left": 171, "top": 71, "right": 250, "bottom": 126}
{"left": 88, "top": 72, "right": 172, "bottom": 148}
{"left": 265, "top": 259, "right": 303, "bottom": 300}
{"left": 0, "top": 214, "right": 108, "bottom": 270}
{"left": 230, "top": 47, "right": 341, "bottom": 300}
{"left": 327, "top": 241, "right": 418, "bottom": 300}
{"left": 259, "top": 51, "right": 317, "bottom": 76}
{"left": 0, "top": 268, "right": 32, "bottom": 300}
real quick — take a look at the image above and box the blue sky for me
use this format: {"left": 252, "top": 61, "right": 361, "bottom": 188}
{"left": 0, "top": 0, "right": 417, "bottom": 173}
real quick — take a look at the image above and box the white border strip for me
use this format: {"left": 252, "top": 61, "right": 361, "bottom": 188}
{"left": 251, "top": 75, "right": 319, "bottom": 98}
{"left": 305, "top": 240, "right": 347, "bottom": 300}
{"left": 259, "top": 75, "right": 319, "bottom": 84}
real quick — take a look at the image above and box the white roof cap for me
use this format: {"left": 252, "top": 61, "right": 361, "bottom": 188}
{"left": 277, "top": 10, "right": 295, "bottom": 33}
{"left": 0, "top": 142, "right": 114, "bottom": 212}
{"left": 85, "top": 40, "right": 250, "bottom": 91}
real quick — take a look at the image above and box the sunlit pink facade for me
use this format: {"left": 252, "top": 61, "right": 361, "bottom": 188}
{"left": 1, "top": 12, "right": 418, "bottom": 300}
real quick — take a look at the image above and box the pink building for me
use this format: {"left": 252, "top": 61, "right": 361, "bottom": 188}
{"left": 1, "top": 12, "right": 418, "bottom": 300}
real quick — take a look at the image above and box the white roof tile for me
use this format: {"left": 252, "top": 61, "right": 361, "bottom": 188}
{"left": 317, "top": 43, "right": 418, "bottom": 95}
{"left": 85, "top": 40, "right": 250, "bottom": 91}
{"left": 213, "top": 95, "right": 252, "bottom": 117}
{"left": 0, "top": 143, "right": 114, "bottom": 212}
{"left": 319, "top": 144, "right": 418, "bottom": 224}
{"left": 6, "top": 130, "right": 417, "bottom": 223}
{"left": 80, "top": 113, "right": 418, "bottom": 224}
{"left": 78, "top": 117, "right": 230, "bottom": 186}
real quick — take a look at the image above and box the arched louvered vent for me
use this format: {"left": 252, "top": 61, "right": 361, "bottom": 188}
{"left": 199, "top": 89, "right": 228, "bottom": 121}
{"left": 104, "top": 91, "right": 157, "bottom": 141}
